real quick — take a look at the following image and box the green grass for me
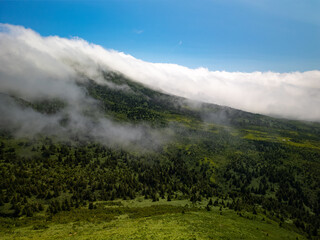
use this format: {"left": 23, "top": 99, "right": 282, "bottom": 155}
{"left": 242, "top": 129, "right": 320, "bottom": 150}
{"left": 0, "top": 199, "right": 306, "bottom": 240}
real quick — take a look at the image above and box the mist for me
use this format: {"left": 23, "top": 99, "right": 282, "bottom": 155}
{"left": 0, "top": 22, "right": 320, "bottom": 144}
{"left": 0, "top": 24, "right": 172, "bottom": 149}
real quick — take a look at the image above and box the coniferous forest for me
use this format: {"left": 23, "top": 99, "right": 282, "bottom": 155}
{"left": 1, "top": 72, "right": 320, "bottom": 239}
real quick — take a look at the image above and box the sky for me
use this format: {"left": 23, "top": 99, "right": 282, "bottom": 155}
{"left": 0, "top": 0, "right": 319, "bottom": 72}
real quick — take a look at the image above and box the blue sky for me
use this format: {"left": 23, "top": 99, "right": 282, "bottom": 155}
{"left": 0, "top": 0, "right": 319, "bottom": 72}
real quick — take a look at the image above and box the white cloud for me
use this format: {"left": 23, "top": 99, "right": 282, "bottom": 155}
{"left": 0, "top": 23, "right": 320, "bottom": 122}
{"left": 0, "top": 24, "right": 169, "bottom": 148}
{"left": 133, "top": 29, "right": 144, "bottom": 34}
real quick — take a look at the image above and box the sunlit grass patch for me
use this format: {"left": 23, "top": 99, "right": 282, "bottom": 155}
{"left": 0, "top": 203, "right": 306, "bottom": 240}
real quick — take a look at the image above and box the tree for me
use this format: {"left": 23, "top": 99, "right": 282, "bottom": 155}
{"left": 206, "top": 204, "right": 211, "bottom": 211}
{"left": 167, "top": 195, "right": 172, "bottom": 202}
{"left": 253, "top": 207, "right": 257, "bottom": 215}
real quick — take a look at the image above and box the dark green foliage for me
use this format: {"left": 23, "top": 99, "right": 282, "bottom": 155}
{"left": 206, "top": 204, "right": 211, "bottom": 211}
{"left": 88, "top": 202, "right": 94, "bottom": 210}
{"left": 0, "top": 72, "right": 320, "bottom": 238}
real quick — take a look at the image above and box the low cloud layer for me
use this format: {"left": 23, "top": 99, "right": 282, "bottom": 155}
{"left": 1, "top": 23, "right": 320, "bottom": 124}
{"left": 0, "top": 24, "right": 169, "bottom": 148}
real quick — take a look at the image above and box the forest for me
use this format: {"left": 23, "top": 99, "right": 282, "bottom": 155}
{"left": 0, "top": 72, "right": 319, "bottom": 239}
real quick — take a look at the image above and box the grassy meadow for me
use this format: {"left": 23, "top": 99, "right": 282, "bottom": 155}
{"left": 0, "top": 198, "right": 306, "bottom": 240}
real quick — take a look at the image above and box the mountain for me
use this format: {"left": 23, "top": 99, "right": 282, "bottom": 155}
{"left": 0, "top": 71, "right": 319, "bottom": 239}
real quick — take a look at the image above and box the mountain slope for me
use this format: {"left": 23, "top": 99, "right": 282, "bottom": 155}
{"left": 0, "top": 71, "right": 319, "bottom": 239}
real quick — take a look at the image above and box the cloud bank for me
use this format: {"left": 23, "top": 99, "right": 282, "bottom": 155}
{"left": 1, "top": 23, "right": 320, "bottom": 123}
{"left": 0, "top": 24, "right": 169, "bottom": 148}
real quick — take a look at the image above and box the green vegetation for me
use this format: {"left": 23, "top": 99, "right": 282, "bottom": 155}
{"left": 0, "top": 72, "right": 319, "bottom": 239}
{"left": 0, "top": 199, "right": 306, "bottom": 240}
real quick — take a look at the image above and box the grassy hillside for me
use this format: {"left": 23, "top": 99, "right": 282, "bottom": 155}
{"left": 0, "top": 72, "right": 319, "bottom": 239}
{"left": 1, "top": 199, "right": 306, "bottom": 240}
